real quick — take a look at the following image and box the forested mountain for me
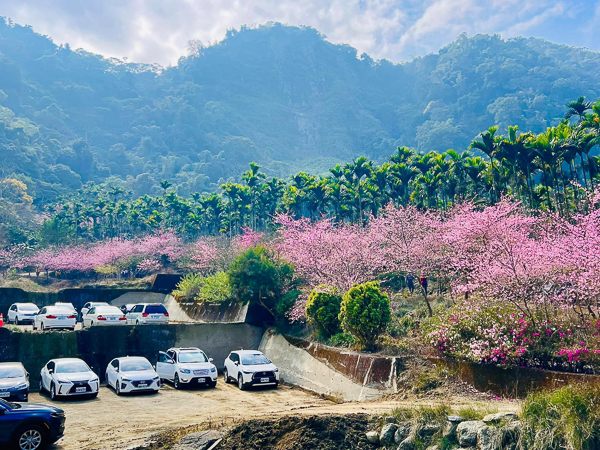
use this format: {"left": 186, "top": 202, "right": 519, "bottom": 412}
{"left": 1, "top": 18, "right": 600, "bottom": 204}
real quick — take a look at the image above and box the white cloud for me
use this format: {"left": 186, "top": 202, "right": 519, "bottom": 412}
{"left": 0, "top": 0, "right": 586, "bottom": 65}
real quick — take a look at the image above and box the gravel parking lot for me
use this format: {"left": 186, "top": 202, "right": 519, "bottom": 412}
{"left": 40, "top": 381, "right": 332, "bottom": 449}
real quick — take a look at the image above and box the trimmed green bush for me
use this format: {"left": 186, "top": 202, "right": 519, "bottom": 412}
{"left": 305, "top": 285, "right": 342, "bottom": 337}
{"left": 195, "top": 271, "right": 233, "bottom": 304}
{"left": 172, "top": 273, "right": 203, "bottom": 302}
{"left": 339, "top": 281, "right": 391, "bottom": 350}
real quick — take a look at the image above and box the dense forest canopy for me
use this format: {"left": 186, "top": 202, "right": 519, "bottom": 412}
{"left": 1, "top": 19, "right": 600, "bottom": 205}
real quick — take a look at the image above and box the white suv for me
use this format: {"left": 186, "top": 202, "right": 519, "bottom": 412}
{"left": 223, "top": 350, "right": 279, "bottom": 390}
{"left": 126, "top": 303, "right": 169, "bottom": 325}
{"left": 156, "top": 348, "right": 217, "bottom": 389}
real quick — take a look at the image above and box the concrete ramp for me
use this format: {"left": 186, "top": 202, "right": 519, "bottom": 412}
{"left": 108, "top": 292, "right": 198, "bottom": 323}
{"left": 260, "top": 330, "right": 400, "bottom": 401}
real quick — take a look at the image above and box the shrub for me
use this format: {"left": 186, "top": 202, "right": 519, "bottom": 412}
{"left": 305, "top": 285, "right": 342, "bottom": 337}
{"left": 195, "top": 271, "right": 233, "bottom": 304}
{"left": 327, "top": 333, "right": 356, "bottom": 348}
{"left": 339, "top": 281, "right": 391, "bottom": 350}
{"left": 519, "top": 385, "right": 600, "bottom": 450}
{"left": 172, "top": 273, "right": 203, "bottom": 302}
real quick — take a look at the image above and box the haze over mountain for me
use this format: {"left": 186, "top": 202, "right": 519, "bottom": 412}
{"left": 1, "top": 18, "right": 600, "bottom": 202}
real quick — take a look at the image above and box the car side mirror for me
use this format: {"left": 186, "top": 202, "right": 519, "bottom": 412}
{"left": 115, "top": 368, "right": 119, "bottom": 373}
{"left": 234, "top": 361, "right": 239, "bottom": 366}
{"left": 48, "top": 369, "right": 54, "bottom": 374}
{"left": 168, "top": 359, "right": 174, "bottom": 365}
{"left": 209, "top": 358, "right": 214, "bottom": 363}
{"left": 152, "top": 365, "right": 156, "bottom": 370}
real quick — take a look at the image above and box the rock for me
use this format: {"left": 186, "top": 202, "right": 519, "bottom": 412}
{"left": 444, "top": 415, "right": 463, "bottom": 438}
{"left": 385, "top": 416, "right": 398, "bottom": 424}
{"left": 394, "top": 422, "right": 412, "bottom": 444}
{"left": 420, "top": 422, "right": 440, "bottom": 437}
{"left": 174, "top": 430, "right": 223, "bottom": 450}
{"left": 397, "top": 437, "right": 416, "bottom": 450}
{"left": 426, "top": 446, "right": 439, "bottom": 450}
{"left": 456, "top": 421, "right": 486, "bottom": 447}
{"left": 502, "top": 421, "right": 522, "bottom": 446}
{"left": 366, "top": 430, "right": 379, "bottom": 444}
{"left": 447, "top": 415, "right": 464, "bottom": 423}
{"left": 477, "top": 425, "right": 502, "bottom": 450}
{"left": 482, "top": 412, "right": 519, "bottom": 424}
{"left": 380, "top": 423, "right": 399, "bottom": 446}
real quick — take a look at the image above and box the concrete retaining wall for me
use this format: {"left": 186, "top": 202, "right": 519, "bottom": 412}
{"left": 260, "top": 330, "right": 401, "bottom": 401}
{"left": 0, "top": 323, "right": 263, "bottom": 385}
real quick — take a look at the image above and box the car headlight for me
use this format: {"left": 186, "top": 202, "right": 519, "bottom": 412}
{"left": 274, "top": 368, "right": 279, "bottom": 372}
{"left": 13, "top": 383, "right": 28, "bottom": 390}
{"left": 180, "top": 369, "right": 191, "bottom": 374}
{"left": 90, "top": 378, "right": 99, "bottom": 383}
{"left": 57, "top": 380, "right": 71, "bottom": 384}
{"left": 242, "top": 370, "right": 254, "bottom": 374}
{"left": 210, "top": 367, "right": 216, "bottom": 373}
{"left": 121, "top": 377, "right": 131, "bottom": 382}
{"left": 152, "top": 376, "right": 159, "bottom": 381}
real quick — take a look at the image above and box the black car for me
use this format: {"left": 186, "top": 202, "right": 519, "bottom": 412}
{"left": 0, "top": 399, "right": 65, "bottom": 449}
{"left": 0, "top": 362, "right": 30, "bottom": 402}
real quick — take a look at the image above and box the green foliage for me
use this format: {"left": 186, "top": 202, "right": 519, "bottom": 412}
{"left": 172, "top": 273, "right": 204, "bottom": 302}
{"left": 227, "top": 246, "right": 295, "bottom": 318}
{"left": 520, "top": 385, "right": 600, "bottom": 450}
{"left": 339, "top": 281, "right": 391, "bottom": 349}
{"left": 305, "top": 285, "right": 342, "bottom": 337}
{"left": 195, "top": 271, "right": 233, "bottom": 304}
{"left": 327, "top": 333, "right": 356, "bottom": 348}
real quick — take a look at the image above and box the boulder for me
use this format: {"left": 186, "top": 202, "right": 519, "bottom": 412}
{"left": 397, "top": 437, "right": 416, "bottom": 450}
{"left": 174, "top": 430, "right": 223, "bottom": 450}
{"left": 456, "top": 421, "right": 486, "bottom": 447}
{"left": 366, "top": 430, "right": 379, "bottom": 445}
{"left": 447, "top": 416, "right": 464, "bottom": 424}
{"left": 477, "top": 425, "right": 502, "bottom": 450}
{"left": 420, "top": 422, "right": 441, "bottom": 437}
{"left": 444, "top": 415, "right": 463, "bottom": 438}
{"left": 394, "top": 423, "right": 412, "bottom": 444}
{"left": 380, "top": 423, "right": 399, "bottom": 446}
{"left": 482, "top": 412, "right": 519, "bottom": 424}
{"left": 385, "top": 416, "right": 398, "bottom": 424}
{"left": 426, "top": 446, "right": 439, "bottom": 450}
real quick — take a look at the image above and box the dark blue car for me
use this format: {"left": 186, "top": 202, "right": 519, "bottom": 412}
{"left": 0, "top": 399, "right": 65, "bottom": 450}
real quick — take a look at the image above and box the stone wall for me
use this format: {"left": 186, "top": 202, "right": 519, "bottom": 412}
{"left": 260, "top": 330, "right": 402, "bottom": 401}
{"left": 0, "top": 323, "right": 263, "bottom": 385}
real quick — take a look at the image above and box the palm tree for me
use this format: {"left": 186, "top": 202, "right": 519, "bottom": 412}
{"left": 565, "top": 96, "right": 593, "bottom": 122}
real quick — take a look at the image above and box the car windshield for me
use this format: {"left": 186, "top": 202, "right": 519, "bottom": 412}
{"left": 146, "top": 305, "right": 167, "bottom": 314}
{"left": 18, "top": 304, "right": 38, "bottom": 311}
{"left": 0, "top": 367, "right": 25, "bottom": 378}
{"left": 178, "top": 351, "right": 208, "bottom": 363}
{"left": 121, "top": 360, "right": 153, "bottom": 371}
{"left": 241, "top": 354, "right": 271, "bottom": 365}
{"left": 96, "top": 307, "right": 121, "bottom": 315}
{"left": 56, "top": 361, "right": 90, "bottom": 373}
{"left": 46, "top": 308, "right": 68, "bottom": 315}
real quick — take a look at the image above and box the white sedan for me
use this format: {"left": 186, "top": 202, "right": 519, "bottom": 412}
{"left": 7, "top": 303, "right": 39, "bottom": 325}
{"left": 39, "top": 358, "right": 99, "bottom": 400}
{"left": 33, "top": 306, "right": 77, "bottom": 331}
{"left": 105, "top": 357, "right": 160, "bottom": 395}
{"left": 82, "top": 306, "right": 127, "bottom": 328}
{"left": 79, "top": 301, "right": 110, "bottom": 321}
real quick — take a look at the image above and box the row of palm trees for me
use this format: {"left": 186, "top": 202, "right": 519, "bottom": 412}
{"left": 40, "top": 97, "right": 600, "bottom": 243}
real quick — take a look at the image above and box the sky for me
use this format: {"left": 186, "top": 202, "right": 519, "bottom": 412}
{"left": 1, "top": 0, "right": 599, "bottom": 66}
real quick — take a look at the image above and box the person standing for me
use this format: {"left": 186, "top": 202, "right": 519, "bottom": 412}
{"left": 405, "top": 273, "right": 415, "bottom": 294}
{"left": 420, "top": 274, "right": 428, "bottom": 296}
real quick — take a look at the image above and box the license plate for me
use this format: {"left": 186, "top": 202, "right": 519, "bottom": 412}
{"left": 109, "top": 317, "right": 116, "bottom": 321}
{"left": 137, "top": 383, "right": 147, "bottom": 388}
{"left": 151, "top": 315, "right": 161, "bottom": 319}
{"left": 260, "top": 378, "right": 269, "bottom": 383}
{"left": 0, "top": 392, "right": 10, "bottom": 398}
{"left": 57, "top": 317, "right": 66, "bottom": 320}
{"left": 75, "top": 387, "right": 86, "bottom": 393}
{"left": 197, "top": 378, "right": 205, "bottom": 383}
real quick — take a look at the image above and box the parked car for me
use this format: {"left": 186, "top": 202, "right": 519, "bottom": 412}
{"left": 82, "top": 306, "right": 127, "bottom": 328}
{"left": 39, "top": 359, "right": 99, "bottom": 400}
{"left": 7, "top": 303, "right": 39, "bottom": 325}
{"left": 156, "top": 348, "right": 217, "bottom": 389}
{"left": 105, "top": 357, "right": 160, "bottom": 395}
{"left": 0, "top": 363, "right": 29, "bottom": 402}
{"left": 126, "top": 303, "right": 169, "bottom": 325}
{"left": 78, "top": 302, "right": 109, "bottom": 322}
{"left": 223, "top": 350, "right": 279, "bottom": 390}
{"left": 33, "top": 307, "right": 76, "bottom": 331}
{"left": 0, "top": 398, "right": 65, "bottom": 450}
{"left": 53, "top": 303, "right": 77, "bottom": 315}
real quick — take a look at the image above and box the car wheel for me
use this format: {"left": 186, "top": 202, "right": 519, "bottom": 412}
{"left": 238, "top": 374, "right": 246, "bottom": 391}
{"left": 90, "top": 391, "right": 98, "bottom": 399}
{"left": 15, "top": 317, "right": 19, "bottom": 326}
{"left": 274, "top": 382, "right": 279, "bottom": 389}
{"left": 38, "top": 377, "right": 44, "bottom": 394}
{"left": 223, "top": 368, "right": 229, "bottom": 383}
{"left": 136, "top": 320, "right": 140, "bottom": 325}
{"left": 174, "top": 374, "right": 181, "bottom": 390}
{"left": 15, "top": 425, "right": 46, "bottom": 450}
{"left": 49, "top": 382, "right": 57, "bottom": 400}
{"left": 116, "top": 382, "right": 122, "bottom": 396}
{"left": 41, "top": 322, "right": 45, "bottom": 331}
{"left": 209, "top": 380, "right": 217, "bottom": 388}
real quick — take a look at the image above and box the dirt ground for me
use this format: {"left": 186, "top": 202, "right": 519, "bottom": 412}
{"left": 36, "top": 380, "right": 520, "bottom": 450}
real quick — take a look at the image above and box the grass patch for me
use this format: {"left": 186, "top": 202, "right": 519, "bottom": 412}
{"left": 519, "top": 384, "right": 600, "bottom": 450}
{"left": 455, "top": 405, "right": 499, "bottom": 421}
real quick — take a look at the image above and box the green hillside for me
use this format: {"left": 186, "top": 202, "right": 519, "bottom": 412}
{"left": 1, "top": 19, "right": 600, "bottom": 203}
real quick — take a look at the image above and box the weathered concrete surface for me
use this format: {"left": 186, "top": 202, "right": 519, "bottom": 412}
{"left": 180, "top": 301, "right": 249, "bottom": 323}
{"left": 429, "top": 357, "right": 600, "bottom": 398}
{"left": 260, "top": 330, "right": 401, "bottom": 401}
{"left": 0, "top": 323, "right": 263, "bottom": 384}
